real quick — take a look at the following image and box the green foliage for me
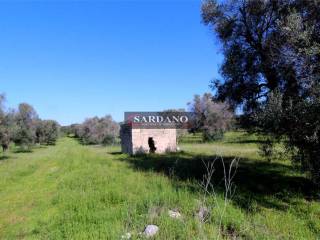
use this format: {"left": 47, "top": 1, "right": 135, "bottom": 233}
{"left": 0, "top": 94, "right": 61, "bottom": 151}
{"left": 0, "top": 95, "right": 15, "bottom": 152}
{"left": 258, "top": 138, "right": 274, "bottom": 162}
{"left": 203, "top": 129, "right": 224, "bottom": 141}
{"left": 76, "top": 115, "right": 119, "bottom": 145}
{"left": 101, "top": 134, "right": 115, "bottom": 145}
{"left": 252, "top": 89, "right": 320, "bottom": 182}
{"left": 202, "top": 0, "right": 320, "bottom": 110}
{"left": 13, "top": 103, "right": 38, "bottom": 149}
{"left": 36, "top": 120, "right": 60, "bottom": 145}
{"left": 202, "top": 0, "right": 320, "bottom": 184}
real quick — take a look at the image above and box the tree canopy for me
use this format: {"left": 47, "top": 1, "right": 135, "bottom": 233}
{"left": 0, "top": 94, "right": 60, "bottom": 151}
{"left": 202, "top": 0, "right": 320, "bottom": 111}
{"left": 202, "top": 0, "right": 320, "bottom": 184}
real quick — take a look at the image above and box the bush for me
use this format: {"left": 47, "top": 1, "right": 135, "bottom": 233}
{"left": 77, "top": 115, "right": 119, "bottom": 145}
{"left": 253, "top": 89, "right": 320, "bottom": 183}
{"left": 36, "top": 120, "right": 60, "bottom": 145}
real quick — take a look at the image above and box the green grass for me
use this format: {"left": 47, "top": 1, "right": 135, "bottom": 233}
{"left": 0, "top": 132, "right": 319, "bottom": 239}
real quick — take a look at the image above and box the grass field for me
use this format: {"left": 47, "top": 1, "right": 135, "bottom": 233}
{"left": 0, "top": 132, "right": 319, "bottom": 239}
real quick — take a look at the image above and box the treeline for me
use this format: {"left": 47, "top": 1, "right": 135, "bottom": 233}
{"left": 61, "top": 94, "right": 234, "bottom": 146}
{"left": 62, "top": 115, "right": 119, "bottom": 145}
{"left": 0, "top": 94, "right": 60, "bottom": 152}
{"left": 1, "top": 91, "right": 234, "bottom": 151}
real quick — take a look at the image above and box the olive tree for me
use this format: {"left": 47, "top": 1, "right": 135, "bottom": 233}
{"left": 14, "top": 103, "right": 38, "bottom": 149}
{"left": 202, "top": 0, "right": 320, "bottom": 183}
{"left": 189, "top": 93, "right": 234, "bottom": 141}
{"left": 0, "top": 94, "right": 7, "bottom": 152}
{"left": 36, "top": 120, "right": 60, "bottom": 145}
{"left": 77, "top": 115, "right": 119, "bottom": 145}
{"left": 0, "top": 95, "right": 15, "bottom": 152}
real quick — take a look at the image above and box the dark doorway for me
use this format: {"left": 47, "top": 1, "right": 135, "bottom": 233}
{"left": 148, "top": 137, "right": 157, "bottom": 153}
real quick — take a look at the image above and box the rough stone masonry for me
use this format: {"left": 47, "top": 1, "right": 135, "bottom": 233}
{"left": 120, "top": 124, "right": 177, "bottom": 154}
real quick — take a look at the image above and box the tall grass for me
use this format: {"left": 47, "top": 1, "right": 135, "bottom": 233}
{"left": 0, "top": 133, "right": 319, "bottom": 239}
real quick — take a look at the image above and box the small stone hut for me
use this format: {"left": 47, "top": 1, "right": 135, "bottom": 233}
{"left": 120, "top": 124, "right": 177, "bottom": 154}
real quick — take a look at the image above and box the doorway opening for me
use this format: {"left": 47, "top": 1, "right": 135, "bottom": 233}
{"left": 148, "top": 137, "right": 157, "bottom": 153}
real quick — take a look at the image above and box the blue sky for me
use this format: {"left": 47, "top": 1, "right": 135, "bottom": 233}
{"left": 0, "top": 0, "right": 222, "bottom": 125}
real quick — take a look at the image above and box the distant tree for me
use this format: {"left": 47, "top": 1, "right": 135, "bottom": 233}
{"left": 189, "top": 93, "right": 234, "bottom": 141}
{"left": 66, "top": 124, "right": 81, "bottom": 138}
{"left": 0, "top": 94, "right": 4, "bottom": 117}
{"left": 98, "top": 116, "right": 120, "bottom": 144}
{"left": 36, "top": 120, "right": 60, "bottom": 145}
{"left": 0, "top": 110, "right": 16, "bottom": 152}
{"left": 77, "top": 115, "right": 119, "bottom": 145}
{"left": 0, "top": 95, "right": 10, "bottom": 152}
{"left": 0, "top": 95, "right": 17, "bottom": 152}
{"left": 0, "top": 95, "right": 60, "bottom": 151}
{"left": 188, "top": 95, "right": 203, "bottom": 134}
{"left": 202, "top": 0, "right": 320, "bottom": 183}
{"left": 14, "top": 103, "right": 38, "bottom": 149}
{"left": 59, "top": 126, "right": 68, "bottom": 137}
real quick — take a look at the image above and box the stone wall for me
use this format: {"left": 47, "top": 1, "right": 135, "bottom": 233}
{"left": 120, "top": 124, "right": 133, "bottom": 154}
{"left": 120, "top": 125, "right": 177, "bottom": 154}
{"left": 132, "top": 128, "right": 177, "bottom": 154}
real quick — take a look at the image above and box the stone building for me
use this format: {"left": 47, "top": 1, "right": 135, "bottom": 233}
{"left": 120, "top": 124, "right": 177, "bottom": 154}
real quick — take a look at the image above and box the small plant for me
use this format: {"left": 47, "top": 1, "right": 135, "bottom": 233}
{"left": 198, "top": 156, "right": 239, "bottom": 239}
{"left": 258, "top": 138, "right": 274, "bottom": 162}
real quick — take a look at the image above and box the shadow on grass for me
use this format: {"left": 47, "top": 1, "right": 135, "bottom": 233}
{"left": 0, "top": 155, "right": 10, "bottom": 161}
{"left": 225, "top": 139, "right": 267, "bottom": 144}
{"left": 71, "top": 136, "right": 120, "bottom": 147}
{"left": 116, "top": 151, "right": 318, "bottom": 212}
{"left": 13, "top": 148, "right": 33, "bottom": 153}
{"left": 109, "top": 151, "right": 123, "bottom": 155}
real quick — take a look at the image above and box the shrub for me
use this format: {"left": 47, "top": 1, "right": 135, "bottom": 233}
{"left": 253, "top": 89, "right": 320, "bottom": 183}
{"left": 36, "top": 120, "right": 60, "bottom": 145}
{"left": 77, "top": 115, "right": 119, "bottom": 145}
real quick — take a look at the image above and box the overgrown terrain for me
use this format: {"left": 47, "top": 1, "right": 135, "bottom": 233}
{"left": 0, "top": 132, "right": 319, "bottom": 239}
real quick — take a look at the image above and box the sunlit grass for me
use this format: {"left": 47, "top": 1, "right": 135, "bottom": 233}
{"left": 0, "top": 133, "right": 319, "bottom": 239}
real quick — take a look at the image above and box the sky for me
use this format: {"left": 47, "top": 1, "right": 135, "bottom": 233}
{"left": 0, "top": 0, "right": 223, "bottom": 125}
